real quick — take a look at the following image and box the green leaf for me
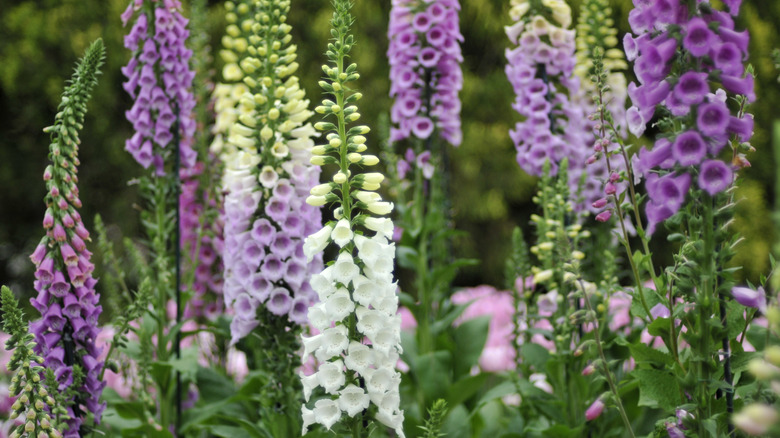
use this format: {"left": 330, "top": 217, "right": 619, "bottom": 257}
{"left": 397, "top": 246, "right": 419, "bottom": 270}
{"left": 430, "top": 303, "right": 470, "bottom": 335}
{"left": 446, "top": 373, "right": 490, "bottom": 407}
{"left": 416, "top": 351, "right": 453, "bottom": 402}
{"left": 542, "top": 424, "right": 584, "bottom": 437}
{"left": 629, "top": 343, "right": 673, "bottom": 366}
{"left": 452, "top": 316, "right": 490, "bottom": 377}
{"left": 475, "top": 380, "right": 517, "bottom": 408}
{"left": 646, "top": 317, "right": 671, "bottom": 339}
{"left": 195, "top": 366, "right": 237, "bottom": 403}
{"left": 520, "top": 343, "right": 550, "bottom": 370}
{"left": 726, "top": 300, "right": 748, "bottom": 339}
{"left": 633, "top": 368, "right": 681, "bottom": 411}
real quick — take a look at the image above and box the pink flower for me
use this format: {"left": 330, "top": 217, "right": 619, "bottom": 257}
{"left": 585, "top": 399, "right": 605, "bottom": 421}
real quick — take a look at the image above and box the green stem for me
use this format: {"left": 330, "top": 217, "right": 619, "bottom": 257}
{"left": 579, "top": 279, "right": 636, "bottom": 438}
{"left": 697, "top": 194, "right": 715, "bottom": 435}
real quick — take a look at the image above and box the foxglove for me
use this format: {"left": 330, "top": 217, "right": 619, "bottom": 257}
{"left": 625, "top": 0, "right": 754, "bottom": 234}
{"left": 216, "top": 0, "right": 322, "bottom": 342}
{"left": 505, "top": 0, "right": 591, "bottom": 211}
{"left": 30, "top": 39, "right": 106, "bottom": 435}
{"left": 121, "top": 0, "right": 197, "bottom": 174}
{"left": 301, "top": 1, "right": 404, "bottom": 435}
{"left": 388, "top": 0, "right": 463, "bottom": 146}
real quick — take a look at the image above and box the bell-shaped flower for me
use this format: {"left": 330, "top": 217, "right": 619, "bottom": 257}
{"left": 331, "top": 219, "right": 353, "bottom": 247}
{"left": 325, "top": 288, "right": 355, "bottom": 322}
{"left": 318, "top": 325, "right": 349, "bottom": 361}
{"left": 344, "top": 341, "right": 374, "bottom": 375}
{"left": 338, "top": 384, "right": 371, "bottom": 417}
{"left": 332, "top": 252, "right": 360, "bottom": 285}
{"left": 316, "top": 359, "right": 346, "bottom": 394}
{"left": 313, "top": 399, "right": 342, "bottom": 431}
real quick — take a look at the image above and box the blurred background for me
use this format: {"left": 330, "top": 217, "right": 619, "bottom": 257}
{"left": 0, "top": 0, "right": 778, "bottom": 304}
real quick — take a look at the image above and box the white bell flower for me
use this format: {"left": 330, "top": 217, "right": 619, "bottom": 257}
{"left": 371, "top": 327, "right": 400, "bottom": 357}
{"left": 313, "top": 398, "right": 342, "bottom": 430}
{"left": 351, "top": 275, "right": 376, "bottom": 308}
{"left": 367, "top": 201, "right": 393, "bottom": 215}
{"left": 332, "top": 252, "right": 359, "bottom": 285}
{"left": 376, "top": 408, "right": 406, "bottom": 438}
{"left": 325, "top": 288, "right": 355, "bottom": 322}
{"left": 338, "top": 384, "right": 371, "bottom": 417}
{"left": 309, "top": 268, "right": 336, "bottom": 300}
{"left": 356, "top": 306, "right": 390, "bottom": 340}
{"left": 364, "top": 366, "right": 399, "bottom": 397}
{"left": 318, "top": 325, "right": 349, "bottom": 361}
{"left": 316, "top": 359, "right": 346, "bottom": 394}
{"left": 304, "top": 224, "right": 333, "bottom": 262}
{"left": 301, "top": 405, "right": 316, "bottom": 436}
{"left": 300, "top": 371, "right": 319, "bottom": 402}
{"left": 330, "top": 218, "right": 353, "bottom": 247}
{"left": 344, "top": 341, "right": 373, "bottom": 375}
{"left": 301, "top": 333, "right": 324, "bottom": 360}
{"left": 363, "top": 217, "right": 394, "bottom": 239}
{"left": 306, "top": 303, "right": 330, "bottom": 332}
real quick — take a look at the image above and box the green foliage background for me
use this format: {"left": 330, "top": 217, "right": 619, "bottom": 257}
{"left": 0, "top": 0, "right": 777, "bottom": 300}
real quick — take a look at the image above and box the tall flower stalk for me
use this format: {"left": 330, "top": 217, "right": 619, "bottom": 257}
{"left": 386, "top": 0, "right": 464, "bottom": 357}
{"left": 218, "top": 0, "right": 322, "bottom": 339}
{"left": 387, "top": 0, "right": 463, "bottom": 147}
{"left": 120, "top": 0, "right": 200, "bottom": 430}
{"left": 215, "top": 1, "right": 322, "bottom": 431}
{"left": 614, "top": 0, "right": 755, "bottom": 434}
{"left": 29, "top": 38, "right": 106, "bottom": 436}
{"left": 505, "top": 0, "right": 592, "bottom": 214}
{"left": 300, "top": 1, "right": 404, "bottom": 436}
{"left": 2, "top": 286, "right": 62, "bottom": 438}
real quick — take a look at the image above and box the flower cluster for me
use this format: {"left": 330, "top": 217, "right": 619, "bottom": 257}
{"left": 29, "top": 39, "right": 106, "bottom": 435}
{"left": 217, "top": 0, "right": 323, "bottom": 343}
{"left": 300, "top": 1, "right": 404, "bottom": 435}
{"left": 625, "top": 0, "right": 754, "bottom": 234}
{"left": 387, "top": 0, "right": 463, "bottom": 146}
{"left": 505, "top": 0, "right": 591, "bottom": 211}
{"left": 121, "top": 0, "right": 197, "bottom": 174}
{"left": 1, "top": 287, "right": 61, "bottom": 438}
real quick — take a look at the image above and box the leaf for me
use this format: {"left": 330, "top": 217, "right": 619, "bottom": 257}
{"left": 396, "top": 246, "right": 419, "bottom": 270}
{"left": 195, "top": 366, "right": 237, "bottom": 403}
{"left": 475, "top": 380, "right": 517, "bottom": 409}
{"left": 633, "top": 368, "right": 681, "bottom": 411}
{"left": 446, "top": 373, "right": 490, "bottom": 407}
{"left": 452, "top": 316, "right": 490, "bottom": 377}
{"left": 726, "top": 300, "right": 748, "bottom": 339}
{"left": 430, "top": 302, "right": 470, "bottom": 335}
{"left": 646, "top": 317, "right": 671, "bottom": 339}
{"left": 520, "top": 343, "right": 551, "bottom": 370}
{"left": 629, "top": 343, "right": 673, "bottom": 366}
{"left": 416, "top": 350, "right": 453, "bottom": 402}
{"left": 542, "top": 424, "right": 584, "bottom": 437}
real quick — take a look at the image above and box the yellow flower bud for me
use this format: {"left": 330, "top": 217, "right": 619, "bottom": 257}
{"left": 333, "top": 172, "right": 348, "bottom": 184}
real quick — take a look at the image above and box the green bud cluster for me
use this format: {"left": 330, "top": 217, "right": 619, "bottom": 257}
{"left": 574, "top": 0, "right": 625, "bottom": 80}
{"left": 38, "top": 38, "right": 105, "bottom": 249}
{"left": 1, "top": 287, "right": 63, "bottom": 438}
{"left": 306, "top": 0, "right": 393, "bottom": 225}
